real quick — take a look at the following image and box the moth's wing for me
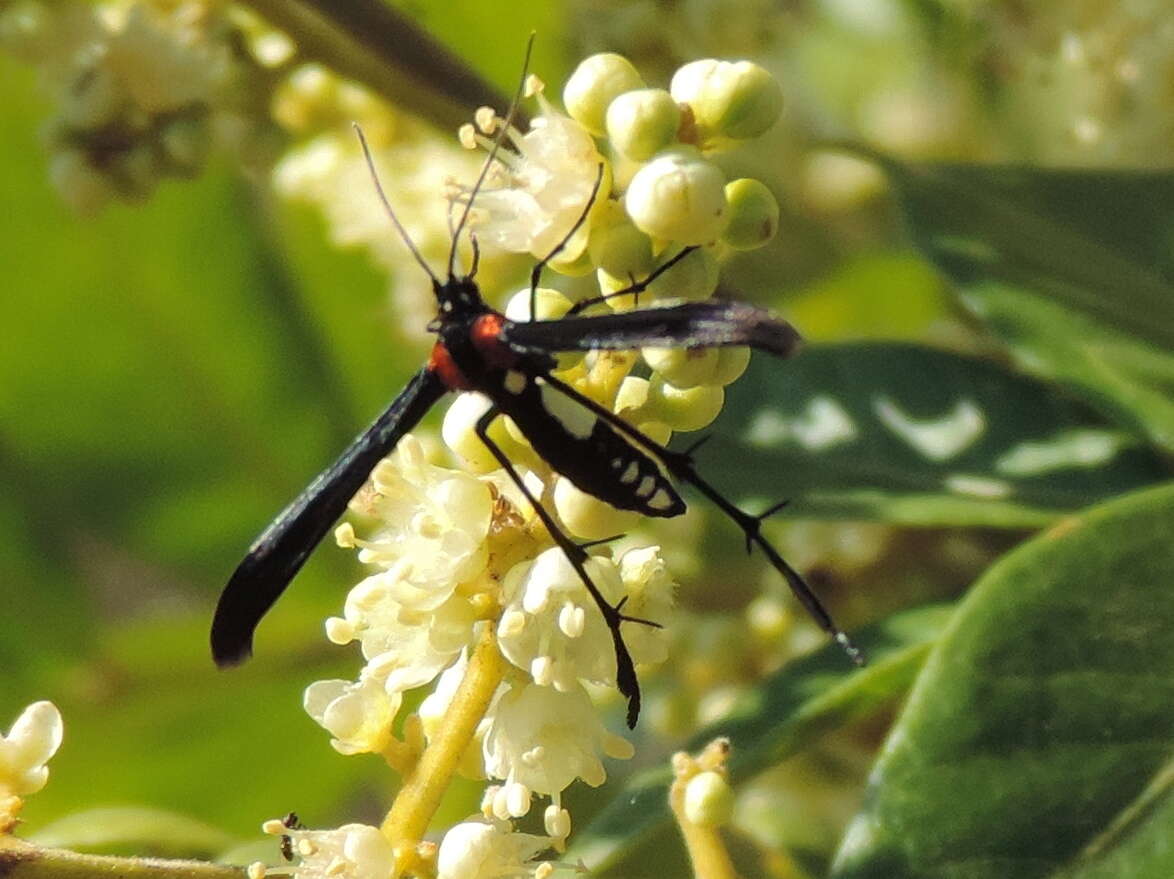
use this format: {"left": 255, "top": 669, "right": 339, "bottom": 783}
{"left": 501, "top": 301, "right": 802, "bottom": 358}
{"left": 211, "top": 367, "right": 447, "bottom": 666}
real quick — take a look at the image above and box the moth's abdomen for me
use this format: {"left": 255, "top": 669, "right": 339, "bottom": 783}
{"left": 493, "top": 372, "right": 685, "bottom": 518}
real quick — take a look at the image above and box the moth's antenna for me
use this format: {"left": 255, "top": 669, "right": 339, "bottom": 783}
{"left": 353, "top": 123, "right": 440, "bottom": 286}
{"left": 447, "top": 32, "right": 536, "bottom": 279}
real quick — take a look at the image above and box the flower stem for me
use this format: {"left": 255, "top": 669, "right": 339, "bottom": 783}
{"left": 381, "top": 623, "right": 506, "bottom": 864}
{"left": 670, "top": 789, "right": 740, "bottom": 879}
{"left": 0, "top": 837, "right": 240, "bottom": 879}
{"left": 239, "top": 0, "right": 515, "bottom": 131}
{"left": 669, "top": 741, "right": 740, "bottom": 879}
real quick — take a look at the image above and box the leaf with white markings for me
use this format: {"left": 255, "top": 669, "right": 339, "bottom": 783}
{"left": 875, "top": 159, "right": 1174, "bottom": 452}
{"left": 703, "top": 343, "right": 1167, "bottom": 527}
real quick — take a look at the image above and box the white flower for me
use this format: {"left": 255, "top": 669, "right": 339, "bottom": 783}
{"left": 329, "top": 583, "right": 477, "bottom": 692}
{"left": 303, "top": 676, "right": 400, "bottom": 755}
{"left": 267, "top": 823, "right": 393, "bottom": 879}
{"left": 436, "top": 820, "right": 550, "bottom": 879}
{"left": 615, "top": 546, "right": 676, "bottom": 666}
{"left": 483, "top": 681, "right": 628, "bottom": 799}
{"left": 497, "top": 548, "right": 626, "bottom": 690}
{"left": 1, "top": 701, "right": 63, "bottom": 829}
{"left": 461, "top": 86, "right": 607, "bottom": 263}
{"left": 348, "top": 436, "right": 493, "bottom": 612}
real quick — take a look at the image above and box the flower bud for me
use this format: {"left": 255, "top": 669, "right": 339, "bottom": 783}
{"left": 504, "top": 287, "right": 574, "bottom": 322}
{"left": 647, "top": 376, "right": 724, "bottom": 431}
{"left": 606, "top": 88, "right": 681, "bottom": 161}
{"left": 588, "top": 204, "right": 655, "bottom": 279}
{"left": 683, "top": 770, "right": 734, "bottom": 826}
{"left": 721, "top": 178, "right": 779, "bottom": 250}
{"left": 711, "top": 346, "right": 751, "bottom": 386}
{"left": 642, "top": 346, "right": 720, "bottom": 388}
{"left": 671, "top": 59, "right": 782, "bottom": 144}
{"left": 442, "top": 392, "right": 506, "bottom": 473}
{"left": 563, "top": 53, "right": 644, "bottom": 135}
{"left": 553, "top": 477, "right": 640, "bottom": 540}
{"left": 625, "top": 147, "right": 728, "bottom": 245}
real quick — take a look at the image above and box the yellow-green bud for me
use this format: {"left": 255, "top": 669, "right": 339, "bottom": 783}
{"left": 563, "top": 53, "right": 645, "bottom": 136}
{"left": 443, "top": 393, "right": 516, "bottom": 473}
{"left": 504, "top": 287, "right": 574, "bottom": 322}
{"left": 606, "top": 88, "right": 681, "bottom": 161}
{"left": 683, "top": 770, "right": 734, "bottom": 827}
{"left": 711, "top": 346, "right": 751, "bottom": 386}
{"left": 721, "top": 178, "right": 779, "bottom": 250}
{"left": 588, "top": 210, "right": 655, "bottom": 280}
{"left": 614, "top": 375, "right": 651, "bottom": 417}
{"left": 597, "top": 243, "right": 720, "bottom": 310}
{"left": 670, "top": 59, "right": 782, "bottom": 144}
{"left": 553, "top": 477, "right": 640, "bottom": 540}
{"left": 648, "top": 376, "right": 724, "bottom": 431}
{"left": 625, "top": 147, "right": 728, "bottom": 245}
{"left": 642, "top": 346, "right": 720, "bottom": 388}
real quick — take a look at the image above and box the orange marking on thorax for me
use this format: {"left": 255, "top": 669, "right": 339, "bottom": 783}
{"left": 428, "top": 342, "right": 474, "bottom": 390}
{"left": 470, "top": 313, "right": 517, "bottom": 369}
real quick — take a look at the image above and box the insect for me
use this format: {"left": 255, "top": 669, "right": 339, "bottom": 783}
{"left": 211, "top": 55, "right": 863, "bottom": 728}
{"left": 279, "top": 812, "right": 302, "bottom": 862}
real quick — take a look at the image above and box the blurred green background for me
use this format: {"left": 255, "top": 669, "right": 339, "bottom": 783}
{"left": 2, "top": 1, "right": 1172, "bottom": 876}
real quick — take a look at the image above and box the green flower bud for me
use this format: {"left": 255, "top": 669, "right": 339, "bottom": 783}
{"left": 504, "top": 287, "right": 574, "bottom": 322}
{"left": 443, "top": 393, "right": 522, "bottom": 473}
{"left": 721, "top": 178, "right": 779, "bottom": 250}
{"left": 647, "top": 376, "right": 724, "bottom": 431}
{"left": 563, "top": 53, "right": 644, "bottom": 136}
{"left": 597, "top": 243, "right": 720, "bottom": 310}
{"left": 642, "top": 346, "right": 720, "bottom": 388}
{"left": 683, "top": 770, "right": 734, "bottom": 827}
{"left": 606, "top": 88, "right": 681, "bottom": 161}
{"left": 625, "top": 147, "right": 728, "bottom": 245}
{"left": 670, "top": 59, "right": 782, "bottom": 144}
{"left": 711, "top": 346, "right": 751, "bottom": 386}
{"left": 588, "top": 208, "right": 655, "bottom": 280}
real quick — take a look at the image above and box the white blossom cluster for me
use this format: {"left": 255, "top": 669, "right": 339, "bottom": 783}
{"left": 0, "top": 0, "right": 288, "bottom": 213}
{"left": 290, "top": 52, "right": 787, "bottom": 879}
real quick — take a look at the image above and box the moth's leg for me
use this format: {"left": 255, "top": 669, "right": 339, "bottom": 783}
{"left": 474, "top": 405, "right": 652, "bottom": 728}
{"left": 528, "top": 163, "right": 607, "bottom": 318}
{"left": 538, "top": 372, "right": 865, "bottom": 666}
{"left": 566, "top": 245, "right": 699, "bottom": 315}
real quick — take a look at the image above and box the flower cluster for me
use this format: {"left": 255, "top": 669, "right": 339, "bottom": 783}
{"left": 289, "top": 52, "right": 786, "bottom": 879}
{"left": 0, "top": 1, "right": 286, "bottom": 213}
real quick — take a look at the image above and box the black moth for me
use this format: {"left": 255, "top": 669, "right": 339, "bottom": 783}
{"left": 211, "top": 58, "right": 863, "bottom": 729}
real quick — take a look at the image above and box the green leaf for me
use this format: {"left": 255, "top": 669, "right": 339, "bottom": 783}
{"left": 830, "top": 481, "right": 1174, "bottom": 879}
{"left": 960, "top": 282, "right": 1174, "bottom": 453}
{"left": 569, "top": 605, "right": 951, "bottom": 874}
{"left": 872, "top": 158, "right": 1174, "bottom": 452}
{"left": 705, "top": 343, "right": 1167, "bottom": 527}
